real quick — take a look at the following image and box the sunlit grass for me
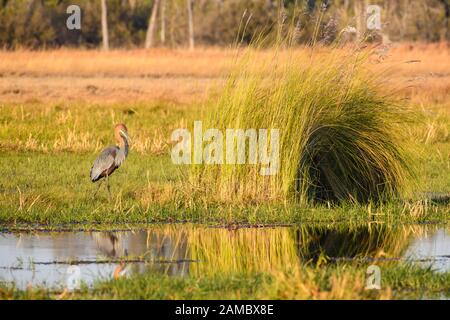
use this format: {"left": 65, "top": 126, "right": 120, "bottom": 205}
{"left": 0, "top": 101, "right": 199, "bottom": 155}
{"left": 0, "top": 98, "right": 448, "bottom": 226}
{"left": 191, "top": 46, "right": 416, "bottom": 204}
{"left": 0, "top": 44, "right": 448, "bottom": 226}
{"left": 1, "top": 263, "right": 448, "bottom": 300}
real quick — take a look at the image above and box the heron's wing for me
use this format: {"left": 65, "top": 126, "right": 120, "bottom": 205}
{"left": 90, "top": 146, "right": 118, "bottom": 181}
{"left": 114, "top": 149, "right": 127, "bottom": 167}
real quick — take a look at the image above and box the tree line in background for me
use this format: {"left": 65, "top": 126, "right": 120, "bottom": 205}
{"left": 0, "top": 0, "right": 449, "bottom": 49}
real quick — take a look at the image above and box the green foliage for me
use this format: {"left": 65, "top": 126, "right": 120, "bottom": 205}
{"left": 0, "top": 0, "right": 153, "bottom": 48}
{"left": 1, "top": 0, "right": 450, "bottom": 49}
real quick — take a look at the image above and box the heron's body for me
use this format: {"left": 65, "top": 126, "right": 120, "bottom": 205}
{"left": 90, "top": 124, "right": 130, "bottom": 197}
{"left": 90, "top": 145, "right": 128, "bottom": 182}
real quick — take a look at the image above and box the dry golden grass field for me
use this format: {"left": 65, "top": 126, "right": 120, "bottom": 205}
{"left": 0, "top": 43, "right": 448, "bottom": 106}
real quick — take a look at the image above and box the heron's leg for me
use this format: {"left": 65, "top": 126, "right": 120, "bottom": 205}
{"left": 106, "top": 174, "right": 112, "bottom": 199}
{"left": 92, "top": 180, "right": 103, "bottom": 198}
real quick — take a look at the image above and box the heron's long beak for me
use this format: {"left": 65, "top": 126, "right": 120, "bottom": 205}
{"left": 120, "top": 130, "right": 130, "bottom": 143}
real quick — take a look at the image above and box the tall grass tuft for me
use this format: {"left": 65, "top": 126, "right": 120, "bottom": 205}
{"left": 191, "top": 45, "right": 414, "bottom": 204}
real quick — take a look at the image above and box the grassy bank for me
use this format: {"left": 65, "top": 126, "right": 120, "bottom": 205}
{"left": 1, "top": 263, "right": 448, "bottom": 300}
{"left": 0, "top": 99, "right": 449, "bottom": 228}
{"left": 0, "top": 149, "right": 448, "bottom": 227}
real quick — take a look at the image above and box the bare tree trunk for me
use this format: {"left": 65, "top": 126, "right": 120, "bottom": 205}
{"left": 400, "top": 0, "right": 409, "bottom": 40}
{"left": 145, "top": 0, "right": 160, "bottom": 48}
{"left": 439, "top": 0, "right": 450, "bottom": 41}
{"left": 101, "top": 0, "right": 109, "bottom": 50}
{"left": 354, "top": 0, "right": 364, "bottom": 42}
{"left": 26, "top": 0, "right": 36, "bottom": 18}
{"left": 344, "top": 0, "right": 349, "bottom": 11}
{"left": 160, "top": 0, "right": 166, "bottom": 45}
{"left": 187, "top": 0, "right": 194, "bottom": 50}
{"left": 381, "top": 0, "right": 391, "bottom": 44}
{"left": 169, "top": 0, "right": 176, "bottom": 48}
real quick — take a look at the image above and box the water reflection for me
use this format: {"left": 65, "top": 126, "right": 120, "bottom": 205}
{"left": 91, "top": 233, "right": 124, "bottom": 257}
{"left": 0, "top": 224, "right": 448, "bottom": 289}
{"left": 91, "top": 230, "right": 190, "bottom": 276}
{"left": 296, "top": 224, "right": 413, "bottom": 262}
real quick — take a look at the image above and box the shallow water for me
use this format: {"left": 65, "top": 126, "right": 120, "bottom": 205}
{"left": 0, "top": 224, "right": 448, "bottom": 290}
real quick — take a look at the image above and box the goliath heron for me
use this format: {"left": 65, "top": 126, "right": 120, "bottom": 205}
{"left": 90, "top": 123, "right": 130, "bottom": 197}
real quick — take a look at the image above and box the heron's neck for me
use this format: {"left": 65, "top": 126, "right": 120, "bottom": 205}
{"left": 118, "top": 137, "right": 129, "bottom": 157}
